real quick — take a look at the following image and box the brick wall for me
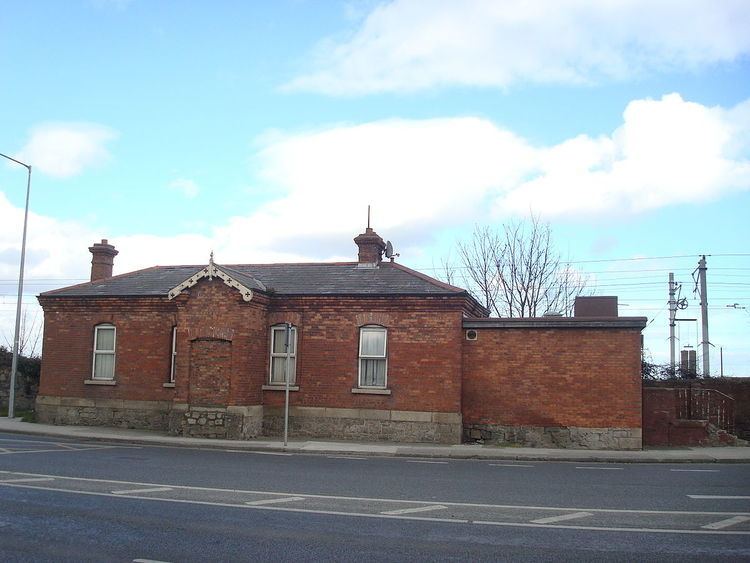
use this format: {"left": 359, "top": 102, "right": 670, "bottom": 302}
{"left": 462, "top": 327, "right": 642, "bottom": 447}
{"left": 38, "top": 297, "right": 177, "bottom": 402}
{"left": 263, "top": 295, "right": 466, "bottom": 414}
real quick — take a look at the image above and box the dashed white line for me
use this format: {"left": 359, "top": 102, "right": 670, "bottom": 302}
{"left": 531, "top": 511, "right": 593, "bottom": 524}
{"left": 327, "top": 455, "right": 368, "bottom": 460}
{"left": 0, "top": 477, "right": 55, "bottom": 483}
{"left": 702, "top": 515, "right": 750, "bottom": 530}
{"left": 489, "top": 463, "right": 534, "bottom": 468}
{"left": 575, "top": 466, "right": 623, "bottom": 470}
{"left": 382, "top": 504, "right": 448, "bottom": 515}
{"left": 246, "top": 496, "right": 305, "bottom": 506}
{"left": 112, "top": 487, "right": 174, "bottom": 495}
{"left": 671, "top": 469, "right": 720, "bottom": 473}
{"left": 688, "top": 495, "right": 750, "bottom": 500}
{"left": 406, "top": 460, "right": 448, "bottom": 465}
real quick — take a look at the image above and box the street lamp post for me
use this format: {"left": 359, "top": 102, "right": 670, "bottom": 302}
{"left": 0, "top": 151, "right": 32, "bottom": 419}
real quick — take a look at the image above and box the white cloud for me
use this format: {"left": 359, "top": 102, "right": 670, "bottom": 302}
{"left": 287, "top": 0, "right": 750, "bottom": 94}
{"left": 168, "top": 178, "right": 200, "bottom": 199}
{"left": 15, "top": 123, "right": 117, "bottom": 178}
{"left": 497, "top": 94, "right": 750, "bottom": 216}
{"left": 0, "top": 93, "right": 747, "bottom": 292}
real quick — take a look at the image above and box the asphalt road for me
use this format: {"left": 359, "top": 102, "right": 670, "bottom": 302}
{"left": 0, "top": 431, "right": 748, "bottom": 562}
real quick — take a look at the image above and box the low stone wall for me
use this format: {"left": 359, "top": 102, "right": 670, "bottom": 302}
{"left": 168, "top": 404, "right": 263, "bottom": 439}
{"left": 1, "top": 360, "right": 40, "bottom": 412}
{"left": 464, "top": 423, "right": 642, "bottom": 450}
{"left": 35, "top": 395, "right": 170, "bottom": 430}
{"left": 263, "top": 406, "right": 462, "bottom": 444}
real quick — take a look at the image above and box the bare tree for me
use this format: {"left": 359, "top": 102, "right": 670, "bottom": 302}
{"left": 457, "top": 225, "right": 503, "bottom": 316}
{"left": 454, "top": 216, "right": 588, "bottom": 317}
{"left": 2, "top": 308, "right": 42, "bottom": 359}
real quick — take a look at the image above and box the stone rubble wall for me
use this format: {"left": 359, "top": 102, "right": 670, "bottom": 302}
{"left": 263, "top": 406, "right": 462, "bottom": 444}
{"left": 35, "top": 395, "right": 170, "bottom": 429}
{"left": 464, "top": 423, "right": 642, "bottom": 450}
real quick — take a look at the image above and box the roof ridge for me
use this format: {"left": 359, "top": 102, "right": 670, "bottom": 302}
{"left": 388, "top": 262, "right": 465, "bottom": 293}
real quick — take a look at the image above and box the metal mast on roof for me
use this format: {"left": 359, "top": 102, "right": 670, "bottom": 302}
{"left": 367, "top": 205, "right": 371, "bottom": 229}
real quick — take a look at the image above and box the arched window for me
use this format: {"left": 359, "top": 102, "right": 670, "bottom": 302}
{"left": 358, "top": 325, "right": 387, "bottom": 388}
{"left": 92, "top": 324, "right": 116, "bottom": 380}
{"left": 269, "top": 324, "right": 297, "bottom": 385}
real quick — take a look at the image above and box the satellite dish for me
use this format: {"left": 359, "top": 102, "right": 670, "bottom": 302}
{"left": 385, "top": 241, "right": 393, "bottom": 258}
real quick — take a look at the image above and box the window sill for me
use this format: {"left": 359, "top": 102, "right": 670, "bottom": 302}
{"left": 351, "top": 387, "right": 391, "bottom": 395}
{"left": 163, "top": 382, "right": 176, "bottom": 388}
{"left": 262, "top": 385, "right": 300, "bottom": 392}
{"left": 84, "top": 379, "right": 116, "bottom": 386}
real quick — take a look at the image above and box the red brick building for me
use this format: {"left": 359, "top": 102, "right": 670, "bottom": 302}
{"left": 36, "top": 227, "right": 646, "bottom": 449}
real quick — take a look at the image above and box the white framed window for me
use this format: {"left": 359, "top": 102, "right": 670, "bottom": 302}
{"left": 269, "top": 325, "right": 297, "bottom": 385}
{"left": 358, "top": 325, "right": 387, "bottom": 388}
{"left": 169, "top": 326, "right": 177, "bottom": 383}
{"left": 92, "top": 324, "right": 116, "bottom": 380}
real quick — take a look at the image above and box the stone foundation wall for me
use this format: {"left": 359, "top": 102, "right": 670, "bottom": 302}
{"left": 168, "top": 404, "right": 263, "bottom": 439}
{"left": 36, "top": 395, "right": 170, "bottom": 430}
{"left": 263, "top": 406, "right": 462, "bottom": 444}
{"left": 464, "top": 423, "right": 642, "bottom": 450}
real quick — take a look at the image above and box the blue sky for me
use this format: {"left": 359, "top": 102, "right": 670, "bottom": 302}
{"left": 1, "top": 0, "right": 749, "bottom": 373}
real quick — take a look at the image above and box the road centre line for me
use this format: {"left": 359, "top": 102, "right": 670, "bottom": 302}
{"left": 689, "top": 495, "right": 750, "bottom": 500}
{"left": 406, "top": 460, "right": 448, "bottom": 465}
{"left": 112, "top": 487, "right": 174, "bottom": 495}
{"left": 531, "top": 511, "right": 593, "bottom": 524}
{"left": 382, "top": 505, "right": 448, "bottom": 515}
{"left": 575, "top": 466, "right": 623, "bottom": 470}
{"left": 1, "top": 470, "right": 749, "bottom": 517}
{"left": 702, "top": 515, "right": 750, "bottom": 530}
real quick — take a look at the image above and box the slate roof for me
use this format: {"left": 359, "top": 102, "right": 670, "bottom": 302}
{"left": 40, "top": 261, "right": 467, "bottom": 299}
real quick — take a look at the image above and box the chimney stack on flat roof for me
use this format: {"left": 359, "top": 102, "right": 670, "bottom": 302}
{"left": 89, "top": 239, "right": 118, "bottom": 282}
{"left": 574, "top": 296, "right": 618, "bottom": 317}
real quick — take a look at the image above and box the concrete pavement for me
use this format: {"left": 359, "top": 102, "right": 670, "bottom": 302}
{"left": 0, "top": 416, "right": 748, "bottom": 463}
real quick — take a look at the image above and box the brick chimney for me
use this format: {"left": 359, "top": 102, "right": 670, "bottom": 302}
{"left": 89, "top": 239, "right": 118, "bottom": 281}
{"left": 354, "top": 227, "right": 386, "bottom": 265}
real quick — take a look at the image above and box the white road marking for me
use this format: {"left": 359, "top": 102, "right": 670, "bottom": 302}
{"left": 112, "top": 487, "right": 174, "bottom": 495}
{"left": 246, "top": 496, "right": 305, "bottom": 506}
{"left": 475, "top": 520, "right": 750, "bottom": 535}
{"left": 701, "top": 515, "right": 750, "bottom": 530}
{"left": 327, "top": 455, "right": 368, "bottom": 460}
{"left": 688, "top": 495, "right": 750, "bottom": 500}
{"left": 248, "top": 451, "right": 293, "bottom": 456}
{"left": 406, "top": 460, "right": 448, "bottom": 465}
{"left": 489, "top": 463, "right": 534, "bottom": 468}
{"left": 531, "top": 511, "right": 593, "bottom": 524}
{"left": 133, "top": 559, "right": 172, "bottom": 563}
{"left": 0, "top": 477, "right": 55, "bottom": 483}
{"left": 575, "top": 466, "right": 623, "bottom": 470}
{"left": 670, "top": 469, "right": 720, "bottom": 473}
{"left": 382, "top": 504, "right": 448, "bottom": 515}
